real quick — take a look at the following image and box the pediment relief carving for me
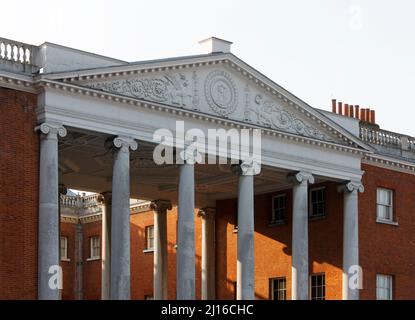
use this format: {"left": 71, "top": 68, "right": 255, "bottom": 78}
{"left": 76, "top": 67, "right": 341, "bottom": 144}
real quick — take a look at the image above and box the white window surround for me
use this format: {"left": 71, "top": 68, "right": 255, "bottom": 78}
{"left": 60, "top": 236, "right": 69, "bottom": 261}
{"left": 376, "top": 188, "right": 395, "bottom": 224}
{"left": 145, "top": 225, "right": 154, "bottom": 251}
{"left": 271, "top": 194, "right": 287, "bottom": 225}
{"left": 376, "top": 274, "right": 393, "bottom": 300}
{"left": 309, "top": 187, "right": 326, "bottom": 219}
{"left": 89, "top": 236, "right": 100, "bottom": 260}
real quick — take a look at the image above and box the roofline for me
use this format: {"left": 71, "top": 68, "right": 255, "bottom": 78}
{"left": 39, "top": 41, "right": 128, "bottom": 64}
{"left": 36, "top": 52, "right": 372, "bottom": 151}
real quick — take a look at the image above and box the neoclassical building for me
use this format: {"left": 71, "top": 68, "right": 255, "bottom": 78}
{"left": 1, "top": 36, "right": 414, "bottom": 300}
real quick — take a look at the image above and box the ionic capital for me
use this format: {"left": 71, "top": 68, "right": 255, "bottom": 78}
{"left": 231, "top": 159, "right": 261, "bottom": 176}
{"left": 338, "top": 181, "right": 364, "bottom": 194}
{"left": 197, "top": 207, "right": 216, "bottom": 219}
{"left": 98, "top": 191, "right": 112, "bottom": 205}
{"left": 150, "top": 199, "right": 172, "bottom": 214}
{"left": 288, "top": 171, "right": 315, "bottom": 185}
{"left": 178, "top": 146, "right": 202, "bottom": 165}
{"left": 59, "top": 184, "right": 68, "bottom": 195}
{"left": 113, "top": 136, "right": 138, "bottom": 153}
{"left": 35, "top": 122, "right": 67, "bottom": 139}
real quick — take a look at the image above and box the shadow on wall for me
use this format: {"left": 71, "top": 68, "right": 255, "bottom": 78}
{"left": 215, "top": 181, "right": 344, "bottom": 300}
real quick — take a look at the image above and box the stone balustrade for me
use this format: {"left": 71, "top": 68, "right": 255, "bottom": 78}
{"left": 360, "top": 124, "right": 415, "bottom": 157}
{"left": 0, "top": 37, "right": 37, "bottom": 73}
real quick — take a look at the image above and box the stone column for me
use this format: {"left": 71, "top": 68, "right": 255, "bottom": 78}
{"left": 177, "top": 149, "right": 196, "bottom": 300}
{"left": 198, "top": 207, "right": 216, "bottom": 300}
{"left": 288, "top": 171, "right": 314, "bottom": 300}
{"left": 36, "top": 122, "right": 67, "bottom": 300}
{"left": 109, "top": 136, "right": 137, "bottom": 300}
{"left": 74, "top": 221, "right": 83, "bottom": 300}
{"left": 338, "top": 181, "right": 364, "bottom": 300}
{"left": 151, "top": 199, "right": 172, "bottom": 300}
{"left": 233, "top": 160, "right": 260, "bottom": 300}
{"left": 58, "top": 184, "right": 67, "bottom": 301}
{"left": 100, "top": 192, "right": 112, "bottom": 300}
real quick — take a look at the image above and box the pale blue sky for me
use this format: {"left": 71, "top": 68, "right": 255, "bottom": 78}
{"left": 3, "top": 0, "right": 415, "bottom": 135}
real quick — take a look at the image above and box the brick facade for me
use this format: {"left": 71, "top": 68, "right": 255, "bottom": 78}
{"left": 0, "top": 87, "right": 39, "bottom": 300}
{"left": 1, "top": 87, "right": 415, "bottom": 300}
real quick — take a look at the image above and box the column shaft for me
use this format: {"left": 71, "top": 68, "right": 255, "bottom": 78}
{"left": 152, "top": 200, "right": 171, "bottom": 300}
{"left": 290, "top": 172, "right": 314, "bottom": 300}
{"left": 37, "top": 123, "right": 66, "bottom": 300}
{"left": 101, "top": 193, "right": 112, "bottom": 300}
{"left": 341, "top": 181, "right": 363, "bottom": 300}
{"left": 200, "top": 208, "right": 216, "bottom": 300}
{"left": 237, "top": 174, "right": 255, "bottom": 300}
{"left": 110, "top": 137, "right": 137, "bottom": 300}
{"left": 177, "top": 163, "right": 195, "bottom": 300}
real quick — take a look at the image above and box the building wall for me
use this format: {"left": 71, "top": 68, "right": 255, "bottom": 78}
{"left": 82, "top": 220, "right": 102, "bottom": 300}
{"left": 359, "top": 163, "right": 415, "bottom": 300}
{"left": 130, "top": 206, "right": 202, "bottom": 300}
{"left": 60, "top": 222, "right": 76, "bottom": 300}
{"left": 0, "top": 87, "right": 39, "bottom": 299}
{"left": 215, "top": 181, "right": 343, "bottom": 300}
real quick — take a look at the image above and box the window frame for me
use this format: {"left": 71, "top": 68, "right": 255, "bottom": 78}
{"left": 269, "top": 277, "right": 287, "bottom": 300}
{"left": 60, "top": 236, "right": 69, "bottom": 261}
{"left": 376, "top": 274, "right": 393, "bottom": 300}
{"left": 89, "top": 236, "right": 100, "bottom": 260}
{"left": 270, "top": 194, "right": 287, "bottom": 225}
{"left": 310, "top": 273, "right": 326, "bottom": 300}
{"left": 309, "top": 187, "right": 326, "bottom": 219}
{"left": 144, "top": 225, "right": 155, "bottom": 252}
{"left": 376, "top": 187, "right": 395, "bottom": 224}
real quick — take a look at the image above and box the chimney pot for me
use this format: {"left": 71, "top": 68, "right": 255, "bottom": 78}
{"left": 365, "top": 109, "right": 371, "bottom": 122}
{"left": 338, "top": 102, "right": 343, "bottom": 115}
{"left": 344, "top": 104, "right": 350, "bottom": 116}
{"left": 331, "top": 99, "right": 337, "bottom": 113}
{"left": 360, "top": 109, "right": 366, "bottom": 121}
{"left": 350, "top": 105, "right": 354, "bottom": 117}
{"left": 355, "top": 105, "right": 360, "bottom": 119}
{"left": 370, "top": 110, "right": 376, "bottom": 124}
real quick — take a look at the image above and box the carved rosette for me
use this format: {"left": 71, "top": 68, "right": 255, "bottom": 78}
{"left": 36, "top": 122, "right": 67, "bottom": 138}
{"left": 288, "top": 171, "right": 315, "bottom": 185}
{"left": 150, "top": 199, "right": 172, "bottom": 213}
{"left": 204, "top": 70, "right": 237, "bottom": 117}
{"left": 338, "top": 181, "right": 364, "bottom": 193}
{"left": 113, "top": 136, "right": 138, "bottom": 153}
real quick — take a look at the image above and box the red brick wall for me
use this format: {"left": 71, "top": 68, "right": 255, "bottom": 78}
{"left": 216, "top": 181, "right": 343, "bottom": 300}
{"left": 82, "top": 221, "right": 102, "bottom": 300}
{"left": 0, "top": 87, "right": 39, "bottom": 299}
{"left": 130, "top": 206, "right": 202, "bottom": 300}
{"left": 60, "top": 222, "right": 76, "bottom": 300}
{"left": 359, "top": 163, "right": 415, "bottom": 300}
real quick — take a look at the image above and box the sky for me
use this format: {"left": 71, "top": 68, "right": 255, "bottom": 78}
{"left": 2, "top": 0, "right": 415, "bottom": 135}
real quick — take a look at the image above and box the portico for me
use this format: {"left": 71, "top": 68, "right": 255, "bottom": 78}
{"left": 34, "top": 37, "right": 370, "bottom": 300}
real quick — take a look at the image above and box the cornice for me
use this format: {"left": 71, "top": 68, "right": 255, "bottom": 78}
{"left": 0, "top": 70, "right": 36, "bottom": 93}
{"left": 363, "top": 154, "right": 415, "bottom": 174}
{"left": 36, "top": 54, "right": 370, "bottom": 151}
{"left": 36, "top": 78, "right": 370, "bottom": 156}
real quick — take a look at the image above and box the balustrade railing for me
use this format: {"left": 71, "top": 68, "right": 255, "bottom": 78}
{"left": 0, "top": 37, "right": 37, "bottom": 70}
{"left": 360, "top": 125, "right": 415, "bottom": 151}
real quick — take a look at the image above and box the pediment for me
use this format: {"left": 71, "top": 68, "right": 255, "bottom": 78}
{"left": 64, "top": 57, "right": 367, "bottom": 149}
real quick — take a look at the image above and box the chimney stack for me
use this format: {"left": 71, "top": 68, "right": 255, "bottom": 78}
{"left": 354, "top": 105, "right": 360, "bottom": 119}
{"left": 330, "top": 99, "right": 377, "bottom": 124}
{"left": 331, "top": 99, "right": 337, "bottom": 113}
{"left": 338, "top": 102, "right": 343, "bottom": 115}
